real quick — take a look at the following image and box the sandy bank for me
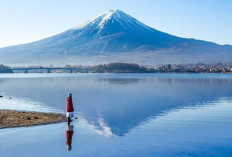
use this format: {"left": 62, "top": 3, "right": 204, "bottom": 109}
{"left": 0, "top": 110, "right": 67, "bottom": 129}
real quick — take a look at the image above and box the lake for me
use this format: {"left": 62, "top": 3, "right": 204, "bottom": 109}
{"left": 0, "top": 73, "right": 232, "bottom": 157}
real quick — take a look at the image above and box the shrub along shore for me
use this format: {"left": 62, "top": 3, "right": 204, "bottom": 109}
{"left": 5, "top": 62, "right": 232, "bottom": 73}
{"left": 0, "top": 110, "right": 66, "bottom": 129}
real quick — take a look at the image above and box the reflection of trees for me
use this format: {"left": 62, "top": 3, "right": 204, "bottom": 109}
{"left": 101, "top": 78, "right": 140, "bottom": 85}
{"left": 158, "top": 78, "right": 232, "bottom": 86}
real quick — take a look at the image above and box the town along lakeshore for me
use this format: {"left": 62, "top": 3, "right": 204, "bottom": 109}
{"left": 5, "top": 63, "right": 232, "bottom": 74}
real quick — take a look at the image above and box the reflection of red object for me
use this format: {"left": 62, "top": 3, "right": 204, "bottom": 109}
{"left": 66, "top": 130, "right": 74, "bottom": 146}
{"left": 67, "top": 97, "right": 74, "bottom": 112}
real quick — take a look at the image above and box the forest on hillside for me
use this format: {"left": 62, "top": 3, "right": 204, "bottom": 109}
{"left": 0, "top": 64, "right": 13, "bottom": 73}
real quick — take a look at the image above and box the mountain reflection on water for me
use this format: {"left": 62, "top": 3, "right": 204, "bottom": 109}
{"left": 1, "top": 74, "right": 232, "bottom": 156}
{"left": 0, "top": 74, "right": 232, "bottom": 137}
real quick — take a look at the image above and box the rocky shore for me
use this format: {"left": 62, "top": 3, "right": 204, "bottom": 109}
{"left": 0, "top": 110, "right": 67, "bottom": 129}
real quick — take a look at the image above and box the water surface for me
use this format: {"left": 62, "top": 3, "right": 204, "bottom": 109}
{"left": 0, "top": 73, "right": 232, "bottom": 156}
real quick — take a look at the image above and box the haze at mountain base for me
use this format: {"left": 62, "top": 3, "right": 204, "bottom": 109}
{"left": 0, "top": 9, "right": 231, "bottom": 66}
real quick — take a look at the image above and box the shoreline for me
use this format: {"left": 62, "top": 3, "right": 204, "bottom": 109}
{"left": 2, "top": 71, "right": 232, "bottom": 74}
{"left": 0, "top": 110, "right": 67, "bottom": 129}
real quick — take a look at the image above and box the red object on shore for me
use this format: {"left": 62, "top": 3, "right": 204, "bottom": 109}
{"left": 67, "top": 97, "right": 74, "bottom": 112}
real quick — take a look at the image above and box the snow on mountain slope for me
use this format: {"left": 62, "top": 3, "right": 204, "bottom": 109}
{"left": 73, "top": 10, "right": 151, "bottom": 32}
{"left": 0, "top": 9, "right": 232, "bottom": 65}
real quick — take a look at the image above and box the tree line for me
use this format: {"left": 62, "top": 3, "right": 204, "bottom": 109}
{"left": 91, "top": 63, "right": 153, "bottom": 73}
{"left": 0, "top": 64, "right": 13, "bottom": 73}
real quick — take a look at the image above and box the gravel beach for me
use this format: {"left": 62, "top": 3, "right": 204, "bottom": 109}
{"left": 0, "top": 110, "right": 67, "bottom": 129}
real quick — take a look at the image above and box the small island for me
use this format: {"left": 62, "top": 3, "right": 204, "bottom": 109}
{"left": 0, "top": 110, "right": 66, "bottom": 129}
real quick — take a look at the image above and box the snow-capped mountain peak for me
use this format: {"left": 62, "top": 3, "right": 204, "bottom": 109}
{"left": 73, "top": 9, "right": 151, "bottom": 32}
{"left": 1, "top": 9, "right": 231, "bottom": 66}
{"left": 98, "top": 9, "right": 120, "bottom": 28}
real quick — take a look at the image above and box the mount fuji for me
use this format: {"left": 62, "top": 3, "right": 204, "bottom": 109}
{"left": 0, "top": 9, "right": 232, "bottom": 65}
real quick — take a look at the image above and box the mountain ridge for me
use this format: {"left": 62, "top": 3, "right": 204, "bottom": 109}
{"left": 0, "top": 9, "right": 232, "bottom": 65}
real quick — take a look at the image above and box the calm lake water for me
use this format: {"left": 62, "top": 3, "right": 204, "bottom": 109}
{"left": 1, "top": 73, "right": 232, "bottom": 157}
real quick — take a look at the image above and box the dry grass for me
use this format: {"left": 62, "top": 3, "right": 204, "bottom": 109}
{"left": 0, "top": 110, "right": 67, "bottom": 129}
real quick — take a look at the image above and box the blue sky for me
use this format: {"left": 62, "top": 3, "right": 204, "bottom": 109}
{"left": 0, "top": 0, "right": 231, "bottom": 48}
